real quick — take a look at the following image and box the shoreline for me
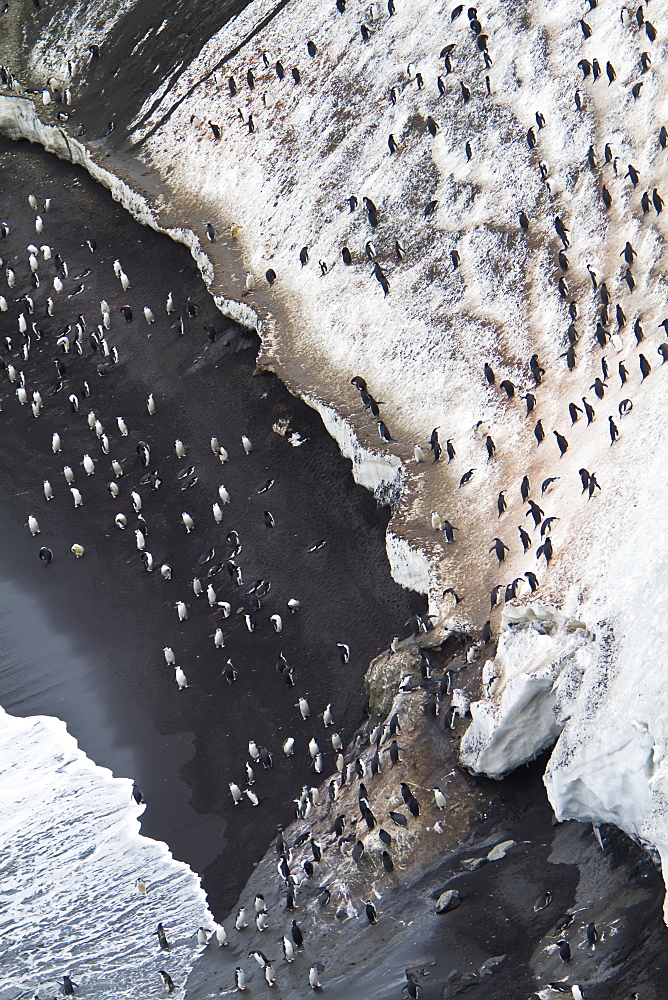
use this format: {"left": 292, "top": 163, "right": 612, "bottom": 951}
{"left": 0, "top": 93, "right": 434, "bottom": 602}
{"left": 0, "top": 706, "right": 213, "bottom": 1000}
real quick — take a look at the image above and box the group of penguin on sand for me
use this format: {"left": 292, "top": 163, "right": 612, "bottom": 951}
{"left": 0, "top": 170, "right": 443, "bottom": 998}
{"left": 3, "top": 0, "right": 666, "bottom": 994}
{"left": 0, "top": 180, "right": 452, "bottom": 996}
{"left": 164, "top": 696, "right": 457, "bottom": 998}
{"left": 0, "top": 195, "right": 359, "bottom": 993}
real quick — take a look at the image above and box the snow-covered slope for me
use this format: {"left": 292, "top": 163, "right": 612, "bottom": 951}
{"left": 3, "top": 0, "right": 668, "bottom": 915}
{"left": 125, "top": 0, "right": 668, "bottom": 615}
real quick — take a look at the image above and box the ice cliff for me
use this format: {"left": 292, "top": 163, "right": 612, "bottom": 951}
{"left": 3, "top": 0, "right": 668, "bottom": 914}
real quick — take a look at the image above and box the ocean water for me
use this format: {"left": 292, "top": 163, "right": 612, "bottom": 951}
{"left": 0, "top": 707, "right": 211, "bottom": 1000}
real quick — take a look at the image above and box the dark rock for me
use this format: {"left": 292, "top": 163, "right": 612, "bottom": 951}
{"left": 479, "top": 954, "right": 507, "bottom": 978}
{"left": 436, "top": 889, "right": 461, "bottom": 913}
{"left": 442, "top": 968, "right": 479, "bottom": 996}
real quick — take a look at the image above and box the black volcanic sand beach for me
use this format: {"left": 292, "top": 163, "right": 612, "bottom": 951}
{"left": 0, "top": 136, "right": 425, "bottom": 915}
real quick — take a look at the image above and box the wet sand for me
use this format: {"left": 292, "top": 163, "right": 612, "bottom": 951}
{"left": 0, "top": 136, "right": 425, "bottom": 915}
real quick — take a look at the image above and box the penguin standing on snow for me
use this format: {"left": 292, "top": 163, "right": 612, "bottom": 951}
{"left": 158, "top": 970, "right": 175, "bottom": 993}
{"left": 489, "top": 538, "right": 509, "bottom": 563}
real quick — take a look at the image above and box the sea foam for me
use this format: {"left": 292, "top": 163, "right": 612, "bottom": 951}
{"left": 0, "top": 706, "right": 212, "bottom": 999}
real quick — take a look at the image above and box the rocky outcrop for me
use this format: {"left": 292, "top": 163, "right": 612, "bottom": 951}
{"left": 365, "top": 645, "right": 421, "bottom": 717}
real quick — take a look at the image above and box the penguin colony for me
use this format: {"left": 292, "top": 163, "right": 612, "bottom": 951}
{"left": 0, "top": 179, "right": 402, "bottom": 995}
{"left": 93, "top": 0, "right": 667, "bottom": 640}
{"left": 0, "top": 149, "right": 444, "bottom": 995}
{"left": 121, "top": 0, "right": 666, "bottom": 993}
{"left": 0, "top": 168, "right": 414, "bottom": 992}
{"left": 0, "top": 0, "right": 666, "bottom": 995}
{"left": 334, "top": 6, "right": 664, "bottom": 638}
{"left": 1, "top": 0, "right": 666, "bottom": 640}
{"left": 0, "top": 177, "right": 472, "bottom": 996}
{"left": 195, "top": 696, "right": 461, "bottom": 998}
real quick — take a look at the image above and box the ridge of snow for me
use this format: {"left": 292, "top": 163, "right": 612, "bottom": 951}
{"left": 460, "top": 604, "right": 596, "bottom": 778}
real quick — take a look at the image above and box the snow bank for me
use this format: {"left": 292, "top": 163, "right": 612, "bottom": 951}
{"left": 25, "top": 0, "right": 137, "bottom": 89}
{"left": 301, "top": 392, "right": 403, "bottom": 498}
{"left": 460, "top": 604, "right": 596, "bottom": 778}
{"left": 461, "top": 378, "right": 668, "bottom": 919}
{"left": 122, "top": 0, "right": 668, "bottom": 635}
{"left": 301, "top": 393, "right": 431, "bottom": 593}
{"left": 386, "top": 529, "right": 430, "bottom": 596}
